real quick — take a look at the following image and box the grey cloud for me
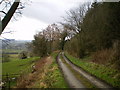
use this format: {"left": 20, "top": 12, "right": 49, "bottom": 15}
{"left": 23, "top": 1, "right": 79, "bottom": 24}
{"left": 23, "top": 2, "right": 61, "bottom": 24}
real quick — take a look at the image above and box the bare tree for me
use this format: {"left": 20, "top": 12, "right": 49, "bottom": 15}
{"left": 43, "top": 23, "right": 61, "bottom": 41}
{"left": 0, "top": 0, "right": 20, "bottom": 35}
{"left": 61, "top": 2, "right": 91, "bottom": 34}
{"left": 0, "top": 0, "right": 28, "bottom": 35}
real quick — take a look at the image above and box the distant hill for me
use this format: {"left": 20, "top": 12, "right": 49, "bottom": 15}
{"left": 0, "top": 39, "right": 32, "bottom": 50}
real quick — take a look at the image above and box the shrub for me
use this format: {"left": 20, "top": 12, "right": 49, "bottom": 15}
{"left": 92, "top": 40, "right": 120, "bottom": 70}
{"left": 92, "top": 49, "right": 112, "bottom": 64}
{"left": 19, "top": 51, "right": 28, "bottom": 59}
{"left": 110, "top": 41, "right": 120, "bottom": 70}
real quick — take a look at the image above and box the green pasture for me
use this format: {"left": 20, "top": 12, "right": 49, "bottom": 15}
{"left": 2, "top": 57, "right": 40, "bottom": 75}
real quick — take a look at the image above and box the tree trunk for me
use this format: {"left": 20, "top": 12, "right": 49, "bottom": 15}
{"left": 0, "top": 0, "right": 20, "bottom": 35}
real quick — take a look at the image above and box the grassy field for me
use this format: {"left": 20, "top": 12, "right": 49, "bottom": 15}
{"left": 2, "top": 56, "right": 40, "bottom": 87}
{"left": 2, "top": 49, "right": 37, "bottom": 73}
{"left": 2, "top": 57, "right": 40, "bottom": 75}
{"left": 65, "top": 52, "right": 120, "bottom": 88}
{"left": 1, "top": 49, "right": 24, "bottom": 62}
{"left": 2, "top": 49, "right": 22, "bottom": 53}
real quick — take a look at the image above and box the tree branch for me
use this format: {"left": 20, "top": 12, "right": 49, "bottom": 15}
{"left": 0, "top": 0, "right": 20, "bottom": 35}
{"left": 0, "top": 10, "right": 6, "bottom": 14}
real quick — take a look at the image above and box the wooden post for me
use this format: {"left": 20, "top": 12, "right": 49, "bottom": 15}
{"left": 6, "top": 73, "right": 11, "bottom": 89}
{"left": 8, "top": 77, "right": 10, "bottom": 89}
{"left": 6, "top": 73, "right": 9, "bottom": 88}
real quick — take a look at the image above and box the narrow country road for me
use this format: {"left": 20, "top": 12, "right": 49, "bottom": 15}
{"left": 57, "top": 53, "right": 86, "bottom": 88}
{"left": 57, "top": 52, "right": 114, "bottom": 89}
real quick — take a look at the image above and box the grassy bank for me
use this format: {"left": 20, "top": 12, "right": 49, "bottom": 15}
{"left": 60, "top": 54, "right": 96, "bottom": 88}
{"left": 33, "top": 51, "right": 68, "bottom": 88}
{"left": 65, "top": 52, "right": 120, "bottom": 88}
{"left": 49, "top": 51, "right": 68, "bottom": 88}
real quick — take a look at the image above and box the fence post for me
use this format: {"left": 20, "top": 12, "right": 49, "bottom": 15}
{"left": 8, "top": 77, "right": 10, "bottom": 89}
{"left": 6, "top": 73, "right": 10, "bottom": 89}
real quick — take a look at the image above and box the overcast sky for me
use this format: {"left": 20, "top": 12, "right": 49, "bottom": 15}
{"left": 1, "top": 0, "right": 91, "bottom": 40}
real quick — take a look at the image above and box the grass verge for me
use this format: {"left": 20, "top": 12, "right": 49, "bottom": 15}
{"left": 33, "top": 51, "right": 68, "bottom": 88}
{"left": 49, "top": 52, "right": 68, "bottom": 88}
{"left": 65, "top": 52, "right": 120, "bottom": 88}
{"left": 60, "top": 55, "right": 96, "bottom": 88}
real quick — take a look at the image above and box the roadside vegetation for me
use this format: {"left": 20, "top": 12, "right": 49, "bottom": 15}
{"left": 62, "top": 2, "right": 120, "bottom": 88}
{"left": 32, "top": 51, "right": 68, "bottom": 88}
{"left": 49, "top": 51, "right": 68, "bottom": 88}
{"left": 65, "top": 52, "right": 120, "bottom": 88}
{"left": 16, "top": 51, "right": 68, "bottom": 88}
{"left": 60, "top": 53, "right": 96, "bottom": 88}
